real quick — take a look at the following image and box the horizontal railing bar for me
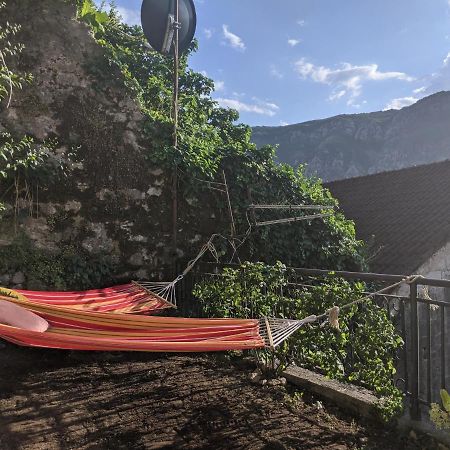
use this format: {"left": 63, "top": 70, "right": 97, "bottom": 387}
{"left": 248, "top": 204, "right": 334, "bottom": 210}
{"left": 287, "top": 267, "right": 450, "bottom": 288}
{"left": 417, "top": 298, "right": 450, "bottom": 307}
{"left": 415, "top": 278, "right": 450, "bottom": 288}
{"left": 197, "top": 262, "right": 450, "bottom": 287}
{"left": 279, "top": 267, "right": 408, "bottom": 282}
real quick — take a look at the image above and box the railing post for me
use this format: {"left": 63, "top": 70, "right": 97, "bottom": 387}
{"left": 409, "top": 280, "right": 421, "bottom": 420}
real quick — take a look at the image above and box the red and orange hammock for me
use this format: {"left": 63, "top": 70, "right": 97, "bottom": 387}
{"left": 0, "top": 286, "right": 266, "bottom": 352}
{"left": 14, "top": 283, "right": 175, "bottom": 315}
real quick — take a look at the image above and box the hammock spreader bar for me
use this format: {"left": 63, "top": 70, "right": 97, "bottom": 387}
{"left": 259, "top": 316, "right": 318, "bottom": 349}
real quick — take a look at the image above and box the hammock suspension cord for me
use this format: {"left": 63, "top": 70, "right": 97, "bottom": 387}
{"left": 260, "top": 275, "right": 418, "bottom": 349}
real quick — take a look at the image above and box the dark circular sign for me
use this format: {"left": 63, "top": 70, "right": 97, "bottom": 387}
{"left": 141, "top": 0, "right": 197, "bottom": 56}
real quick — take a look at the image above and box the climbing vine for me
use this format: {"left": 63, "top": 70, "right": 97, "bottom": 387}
{"left": 74, "top": 1, "right": 365, "bottom": 272}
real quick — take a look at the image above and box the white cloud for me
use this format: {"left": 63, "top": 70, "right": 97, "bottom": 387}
{"left": 295, "top": 58, "right": 414, "bottom": 103}
{"left": 204, "top": 28, "right": 214, "bottom": 39}
{"left": 252, "top": 97, "right": 280, "bottom": 112}
{"left": 270, "top": 65, "right": 284, "bottom": 79}
{"left": 216, "top": 97, "right": 279, "bottom": 116}
{"left": 116, "top": 6, "right": 140, "bottom": 26}
{"left": 288, "top": 39, "right": 301, "bottom": 47}
{"left": 214, "top": 80, "right": 225, "bottom": 91}
{"left": 329, "top": 90, "right": 346, "bottom": 101}
{"left": 384, "top": 96, "right": 418, "bottom": 110}
{"left": 222, "top": 25, "right": 246, "bottom": 51}
{"left": 413, "top": 86, "right": 427, "bottom": 94}
{"left": 444, "top": 52, "right": 450, "bottom": 66}
{"left": 297, "top": 19, "right": 306, "bottom": 27}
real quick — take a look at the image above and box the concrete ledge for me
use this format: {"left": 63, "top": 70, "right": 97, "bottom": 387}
{"left": 282, "top": 365, "right": 379, "bottom": 419}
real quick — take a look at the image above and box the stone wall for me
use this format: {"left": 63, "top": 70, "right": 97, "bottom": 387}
{"left": 0, "top": 0, "right": 224, "bottom": 288}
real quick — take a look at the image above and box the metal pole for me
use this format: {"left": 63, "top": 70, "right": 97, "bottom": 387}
{"left": 409, "top": 280, "right": 421, "bottom": 420}
{"left": 173, "top": 0, "right": 179, "bottom": 150}
{"left": 222, "top": 170, "right": 236, "bottom": 238}
{"left": 172, "top": 0, "right": 180, "bottom": 275}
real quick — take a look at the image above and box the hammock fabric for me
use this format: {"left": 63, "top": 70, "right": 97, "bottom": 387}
{"left": 0, "top": 292, "right": 265, "bottom": 352}
{"left": 13, "top": 283, "right": 174, "bottom": 315}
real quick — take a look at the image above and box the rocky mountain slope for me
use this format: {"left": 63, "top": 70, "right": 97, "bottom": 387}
{"left": 252, "top": 92, "right": 450, "bottom": 181}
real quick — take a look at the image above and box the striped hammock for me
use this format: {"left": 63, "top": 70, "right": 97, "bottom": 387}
{"left": 0, "top": 291, "right": 265, "bottom": 352}
{"left": 0, "top": 288, "right": 315, "bottom": 352}
{"left": 12, "top": 283, "right": 174, "bottom": 315}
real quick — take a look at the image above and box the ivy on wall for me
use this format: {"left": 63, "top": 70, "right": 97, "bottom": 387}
{"left": 76, "top": 1, "right": 366, "bottom": 272}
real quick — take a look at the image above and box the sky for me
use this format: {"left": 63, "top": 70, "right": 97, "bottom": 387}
{"left": 97, "top": 0, "right": 450, "bottom": 126}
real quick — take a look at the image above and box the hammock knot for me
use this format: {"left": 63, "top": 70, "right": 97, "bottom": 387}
{"left": 327, "top": 306, "right": 340, "bottom": 330}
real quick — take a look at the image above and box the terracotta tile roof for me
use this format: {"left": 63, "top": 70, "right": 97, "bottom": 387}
{"left": 325, "top": 160, "right": 450, "bottom": 275}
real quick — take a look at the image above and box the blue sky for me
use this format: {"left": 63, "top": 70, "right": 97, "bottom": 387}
{"left": 99, "top": 0, "right": 450, "bottom": 126}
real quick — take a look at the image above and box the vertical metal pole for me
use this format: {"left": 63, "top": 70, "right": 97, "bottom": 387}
{"left": 426, "top": 303, "right": 431, "bottom": 404}
{"left": 441, "top": 306, "right": 446, "bottom": 390}
{"left": 409, "top": 281, "right": 421, "bottom": 420}
{"left": 223, "top": 170, "right": 236, "bottom": 238}
{"left": 172, "top": 0, "right": 180, "bottom": 276}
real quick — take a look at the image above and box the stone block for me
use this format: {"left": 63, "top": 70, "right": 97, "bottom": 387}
{"left": 282, "top": 366, "right": 379, "bottom": 420}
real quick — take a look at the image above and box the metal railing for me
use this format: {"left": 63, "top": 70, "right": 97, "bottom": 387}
{"left": 178, "top": 263, "right": 450, "bottom": 420}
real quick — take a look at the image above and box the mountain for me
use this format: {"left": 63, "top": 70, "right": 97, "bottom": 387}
{"left": 251, "top": 91, "right": 450, "bottom": 182}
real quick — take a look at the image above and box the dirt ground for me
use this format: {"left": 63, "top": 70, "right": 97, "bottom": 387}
{"left": 0, "top": 342, "right": 437, "bottom": 450}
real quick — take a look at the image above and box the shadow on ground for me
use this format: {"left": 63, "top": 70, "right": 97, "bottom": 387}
{"left": 0, "top": 342, "right": 433, "bottom": 449}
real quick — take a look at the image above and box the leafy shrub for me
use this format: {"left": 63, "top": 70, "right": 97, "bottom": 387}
{"left": 193, "top": 261, "right": 404, "bottom": 420}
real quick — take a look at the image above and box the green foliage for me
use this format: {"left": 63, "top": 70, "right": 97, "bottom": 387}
{"left": 0, "top": 1, "right": 33, "bottom": 107}
{"left": 73, "top": 2, "right": 365, "bottom": 271}
{"left": 194, "top": 261, "right": 404, "bottom": 421}
{"left": 430, "top": 389, "right": 450, "bottom": 430}
{"left": 0, "top": 132, "right": 73, "bottom": 222}
{"left": 77, "top": 0, "right": 110, "bottom": 34}
{"left": 0, "top": 132, "right": 62, "bottom": 181}
{"left": 0, "top": 234, "right": 116, "bottom": 290}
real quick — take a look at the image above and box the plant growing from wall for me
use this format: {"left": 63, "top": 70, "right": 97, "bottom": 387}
{"left": 0, "top": 132, "right": 72, "bottom": 227}
{"left": 430, "top": 389, "right": 450, "bottom": 430}
{"left": 0, "top": 1, "right": 32, "bottom": 108}
{"left": 0, "top": 3, "right": 62, "bottom": 224}
{"left": 193, "top": 261, "right": 404, "bottom": 421}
